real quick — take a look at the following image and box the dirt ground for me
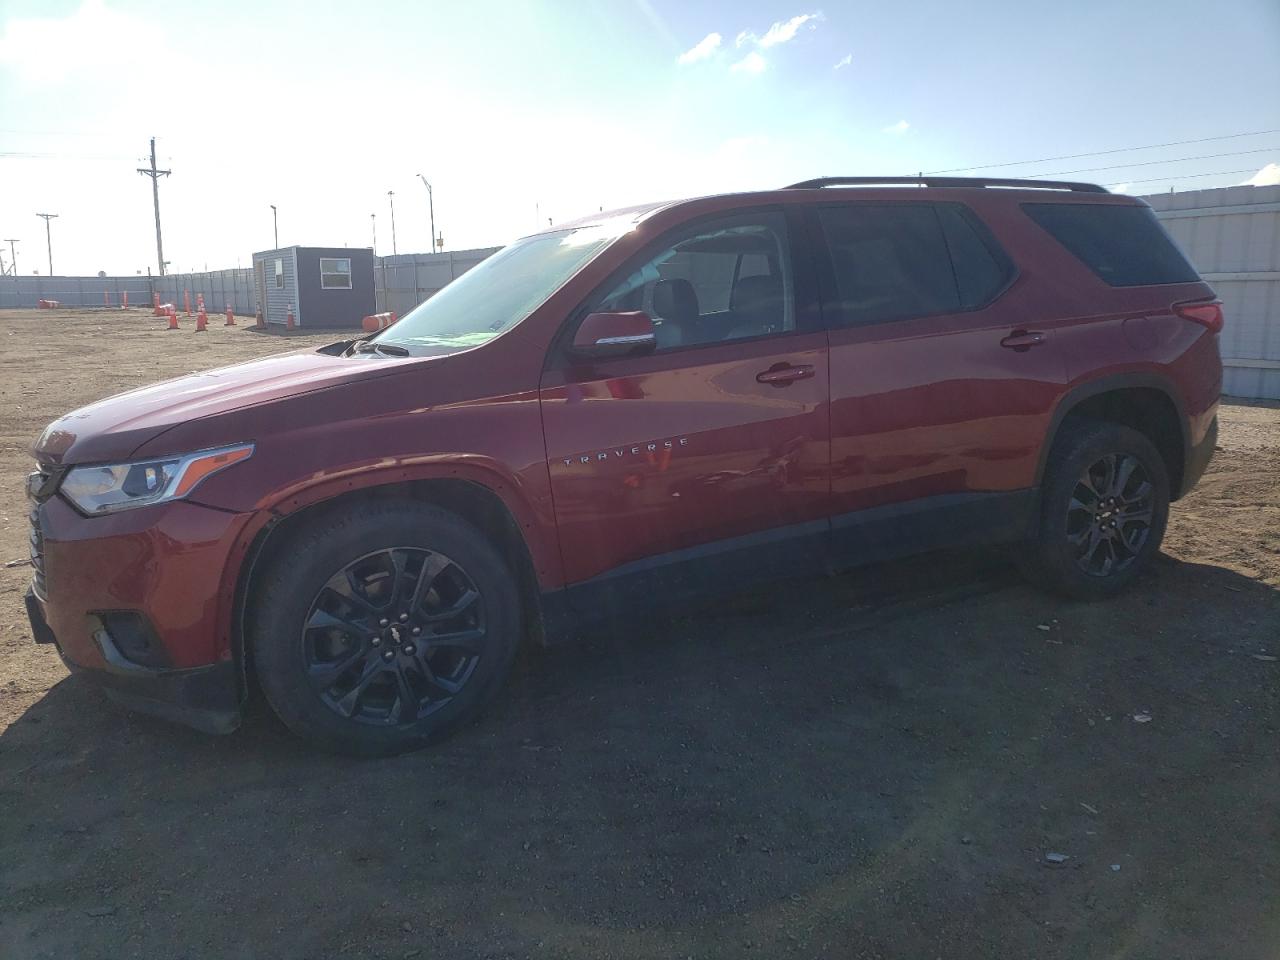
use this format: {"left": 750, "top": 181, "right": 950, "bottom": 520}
{"left": 1, "top": 308, "right": 1277, "bottom": 960}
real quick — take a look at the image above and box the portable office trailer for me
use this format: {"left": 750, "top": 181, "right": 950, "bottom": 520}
{"left": 251, "top": 246, "right": 375, "bottom": 328}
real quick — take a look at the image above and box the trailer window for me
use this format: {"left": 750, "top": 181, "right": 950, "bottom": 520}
{"left": 320, "top": 258, "right": 352, "bottom": 289}
{"left": 274, "top": 259, "right": 284, "bottom": 288}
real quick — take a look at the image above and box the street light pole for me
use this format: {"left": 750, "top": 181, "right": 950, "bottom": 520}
{"left": 387, "top": 191, "right": 398, "bottom": 255}
{"left": 371, "top": 213, "right": 377, "bottom": 254}
{"left": 270, "top": 204, "right": 278, "bottom": 248}
{"left": 417, "top": 174, "right": 437, "bottom": 253}
{"left": 36, "top": 213, "right": 58, "bottom": 276}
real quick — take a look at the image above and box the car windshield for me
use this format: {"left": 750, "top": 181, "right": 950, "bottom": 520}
{"left": 373, "top": 222, "right": 629, "bottom": 356}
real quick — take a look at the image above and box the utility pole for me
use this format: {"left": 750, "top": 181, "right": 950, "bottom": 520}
{"left": 417, "top": 174, "right": 437, "bottom": 253}
{"left": 36, "top": 213, "right": 58, "bottom": 276}
{"left": 2, "top": 240, "right": 15, "bottom": 277}
{"left": 270, "top": 204, "right": 278, "bottom": 248}
{"left": 136, "top": 138, "right": 171, "bottom": 276}
{"left": 387, "top": 191, "right": 397, "bottom": 255}
{"left": 371, "top": 213, "right": 377, "bottom": 253}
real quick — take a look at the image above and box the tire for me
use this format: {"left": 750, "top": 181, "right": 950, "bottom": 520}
{"left": 1017, "top": 418, "right": 1170, "bottom": 600}
{"left": 249, "top": 499, "right": 521, "bottom": 756}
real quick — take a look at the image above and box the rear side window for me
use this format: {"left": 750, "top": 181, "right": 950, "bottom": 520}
{"left": 816, "top": 204, "right": 959, "bottom": 326}
{"left": 1023, "top": 203, "right": 1199, "bottom": 287}
{"left": 937, "top": 204, "right": 1014, "bottom": 308}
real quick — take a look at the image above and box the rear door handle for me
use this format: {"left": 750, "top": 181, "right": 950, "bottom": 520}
{"left": 756, "top": 363, "right": 815, "bottom": 386}
{"left": 1000, "top": 330, "right": 1046, "bottom": 350}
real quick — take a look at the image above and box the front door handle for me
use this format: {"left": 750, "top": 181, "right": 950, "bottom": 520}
{"left": 1000, "top": 330, "right": 1046, "bottom": 351}
{"left": 756, "top": 363, "right": 815, "bottom": 386}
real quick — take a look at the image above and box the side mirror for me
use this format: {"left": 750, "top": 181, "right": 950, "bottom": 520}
{"left": 571, "top": 311, "right": 656, "bottom": 358}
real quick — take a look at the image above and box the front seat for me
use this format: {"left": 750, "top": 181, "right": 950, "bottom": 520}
{"left": 726, "top": 274, "right": 783, "bottom": 340}
{"left": 650, "top": 278, "right": 699, "bottom": 349}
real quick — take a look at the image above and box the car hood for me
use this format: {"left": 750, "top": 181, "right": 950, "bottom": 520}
{"left": 33, "top": 347, "right": 414, "bottom": 465}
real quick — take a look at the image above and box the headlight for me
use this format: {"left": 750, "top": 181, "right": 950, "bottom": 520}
{"left": 60, "top": 443, "right": 254, "bottom": 515}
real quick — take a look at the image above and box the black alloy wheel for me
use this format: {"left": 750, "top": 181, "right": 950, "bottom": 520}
{"left": 1066, "top": 453, "right": 1156, "bottom": 577}
{"left": 250, "top": 500, "right": 521, "bottom": 756}
{"left": 1016, "top": 418, "right": 1170, "bottom": 600}
{"left": 303, "top": 547, "right": 485, "bottom": 726}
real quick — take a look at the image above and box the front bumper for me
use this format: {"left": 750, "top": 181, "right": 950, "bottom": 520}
{"left": 26, "top": 493, "right": 253, "bottom": 734}
{"left": 27, "top": 586, "right": 242, "bottom": 733}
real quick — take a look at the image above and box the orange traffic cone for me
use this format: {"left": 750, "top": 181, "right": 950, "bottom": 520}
{"left": 196, "top": 304, "right": 208, "bottom": 332}
{"left": 184, "top": 290, "right": 192, "bottom": 316}
{"left": 225, "top": 303, "right": 235, "bottom": 326}
{"left": 286, "top": 304, "right": 296, "bottom": 330}
{"left": 167, "top": 306, "right": 179, "bottom": 330}
{"left": 122, "top": 290, "right": 129, "bottom": 310}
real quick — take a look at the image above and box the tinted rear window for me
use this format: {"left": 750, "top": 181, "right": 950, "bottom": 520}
{"left": 937, "top": 204, "right": 1014, "bottom": 308}
{"left": 816, "top": 204, "right": 959, "bottom": 326}
{"left": 1022, "top": 203, "right": 1199, "bottom": 287}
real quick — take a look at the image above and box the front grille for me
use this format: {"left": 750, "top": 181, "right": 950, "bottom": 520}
{"left": 27, "top": 462, "right": 63, "bottom": 600}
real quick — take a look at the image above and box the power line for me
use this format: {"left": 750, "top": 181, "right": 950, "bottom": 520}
{"left": 1106, "top": 168, "right": 1263, "bottom": 188}
{"left": 926, "top": 129, "right": 1280, "bottom": 175}
{"left": 1029, "top": 146, "right": 1278, "bottom": 179}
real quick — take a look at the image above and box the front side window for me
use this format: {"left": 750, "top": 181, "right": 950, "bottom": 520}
{"left": 592, "top": 211, "right": 794, "bottom": 351}
{"left": 816, "top": 204, "right": 958, "bottom": 327}
{"left": 274, "top": 258, "right": 284, "bottom": 288}
{"left": 320, "top": 257, "right": 352, "bottom": 289}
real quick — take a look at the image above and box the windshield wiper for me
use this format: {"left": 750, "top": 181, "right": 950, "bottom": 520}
{"left": 352, "top": 340, "right": 410, "bottom": 357}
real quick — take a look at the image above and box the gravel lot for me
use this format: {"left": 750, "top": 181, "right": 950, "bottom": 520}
{"left": 1, "top": 308, "right": 1277, "bottom": 959}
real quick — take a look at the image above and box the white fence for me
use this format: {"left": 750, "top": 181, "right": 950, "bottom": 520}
{"left": 374, "top": 247, "right": 499, "bottom": 317}
{"left": 0, "top": 275, "right": 155, "bottom": 310}
{"left": 154, "top": 269, "right": 256, "bottom": 316}
{"left": 1146, "top": 184, "right": 1280, "bottom": 400}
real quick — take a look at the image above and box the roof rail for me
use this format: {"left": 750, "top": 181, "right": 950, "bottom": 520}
{"left": 782, "top": 176, "right": 1109, "bottom": 194}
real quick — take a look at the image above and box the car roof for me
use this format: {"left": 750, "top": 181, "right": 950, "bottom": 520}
{"left": 524, "top": 177, "right": 1138, "bottom": 240}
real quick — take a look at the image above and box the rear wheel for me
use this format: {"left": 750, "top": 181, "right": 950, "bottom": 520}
{"left": 249, "top": 500, "right": 520, "bottom": 756}
{"left": 1018, "top": 419, "right": 1170, "bottom": 599}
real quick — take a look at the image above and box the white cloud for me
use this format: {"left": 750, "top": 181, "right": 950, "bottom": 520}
{"left": 0, "top": 0, "right": 162, "bottom": 84}
{"left": 1110, "top": 183, "right": 1131, "bottom": 194}
{"left": 1239, "top": 162, "right": 1280, "bottom": 186}
{"left": 759, "top": 13, "right": 823, "bottom": 47}
{"left": 677, "top": 32, "right": 722, "bottom": 65}
{"left": 730, "top": 51, "right": 768, "bottom": 74}
{"left": 883, "top": 119, "right": 910, "bottom": 135}
{"left": 736, "top": 12, "right": 822, "bottom": 50}
{"left": 833, "top": 53, "right": 852, "bottom": 70}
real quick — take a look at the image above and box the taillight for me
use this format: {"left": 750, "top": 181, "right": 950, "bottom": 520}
{"left": 1173, "top": 299, "right": 1224, "bottom": 334}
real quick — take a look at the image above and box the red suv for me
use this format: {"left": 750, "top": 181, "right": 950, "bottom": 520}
{"left": 25, "top": 176, "right": 1222, "bottom": 754}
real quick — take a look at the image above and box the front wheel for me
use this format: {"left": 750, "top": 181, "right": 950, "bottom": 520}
{"left": 249, "top": 500, "right": 521, "bottom": 756}
{"left": 1018, "top": 419, "right": 1170, "bottom": 600}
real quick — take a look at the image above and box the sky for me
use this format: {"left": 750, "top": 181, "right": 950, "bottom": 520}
{"left": 1, "top": 0, "right": 1278, "bottom": 277}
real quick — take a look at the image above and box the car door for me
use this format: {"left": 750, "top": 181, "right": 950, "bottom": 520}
{"left": 538, "top": 207, "right": 830, "bottom": 616}
{"left": 809, "top": 200, "right": 1067, "bottom": 564}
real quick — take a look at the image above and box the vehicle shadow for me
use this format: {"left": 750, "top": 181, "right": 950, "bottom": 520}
{"left": 2, "top": 552, "right": 1277, "bottom": 960}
